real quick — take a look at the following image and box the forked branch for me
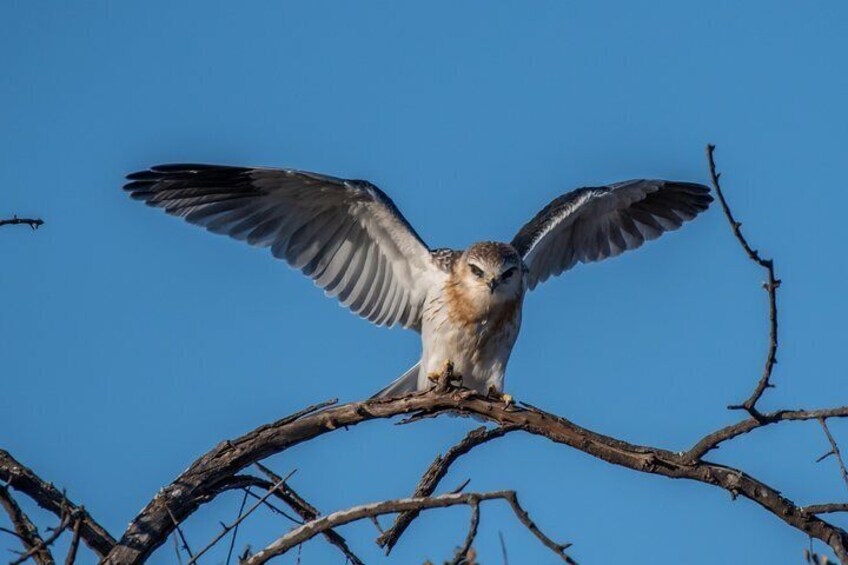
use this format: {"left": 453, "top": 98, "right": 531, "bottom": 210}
{"left": 0, "top": 449, "right": 115, "bottom": 559}
{"left": 254, "top": 462, "right": 365, "bottom": 565}
{"left": 0, "top": 485, "right": 53, "bottom": 565}
{"left": 818, "top": 418, "right": 848, "bottom": 491}
{"left": 378, "top": 424, "right": 519, "bottom": 553}
{"left": 242, "top": 491, "right": 573, "bottom": 565}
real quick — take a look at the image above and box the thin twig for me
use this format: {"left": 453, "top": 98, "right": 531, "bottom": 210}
{"left": 503, "top": 491, "right": 575, "bottom": 564}
{"left": 818, "top": 451, "right": 836, "bottom": 464}
{"left": 164, "top": 503, "right": 194, "bottom": 560}
{"left": 1, "top": 526, "right": 26, "bottom": 540}
{"left": 450, "top": 500, "right": 480, "bottom": 565}
{"left": 451, "top": 478, "right": 472, "bottom": 494}
{"left": 818, "top": 418, "right": 848, "bottom": 491}
{"left": 210, "top": 475, "right": 302, "bottom": 524}
{"left": 707, "top": 144, "right": 780, "bottom": 419}
{"left": 254, "top": 464, "right": 317, "bottom": 517}
{"left": 498, "top": 531, "right": 508, "bottom": 565}
{"left": 240, "top": 487, "right": 300, "bottom": 523}
{"left": 225, "top": 489, "right": 250, "bottom": 565}
{"left": 186, "top": 471, "right": 294, "bottom": 565}
{"left": 171, "top": 533, "right": 183, "bottom": 565}
{"left": 64, "top": 516, "right": 82, "bottom": 565}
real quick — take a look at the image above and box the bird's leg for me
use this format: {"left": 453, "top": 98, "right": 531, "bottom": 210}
{"left": 428, "top": 361, "right": 462, "bottom": 392}
{"left": 487, "top": 385, "right": 514, "bottom": 406}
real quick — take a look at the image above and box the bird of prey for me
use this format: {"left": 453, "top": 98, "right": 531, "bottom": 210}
{"left": 125, "top": 164, "right": 711, "bottom": 400}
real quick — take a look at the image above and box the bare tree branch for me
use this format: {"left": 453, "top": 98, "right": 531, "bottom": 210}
{"left": 0, "top": 450, "right": 115, "bottom": 558}
{"left": 10, "top": 509, "right": 76, "bottom": 565}
{"left": 0, "top": 216, "right": 43, "bottom": 230}
{"left": 498, "top": 531, "right": 508, "bottom": 565}
{"left": 253, "top": 462, "right": 365, "bottom": 565}
{"left": 198, "top": 473, "right": 367, "bottom": 564}
{"left": 0, "top": 485, "right": 53, "bottom": 565}
{"left": 97, "top": 387, "right": 848, "bottom": 564}
{"left": 502, "top": 491, "right": 574, "bottom": 564}
{"left": 164, "top": 503, "right": 194, "bottom": 561}
{"left": 185, "top": 471, "right": 293, "bottom": 565}
{"left": 206, "top": 475, "right": 301, "bottom": 523}
{"left": 170, "top": 533, "right": 183, "bottom": 565}
{"left": 805, "top": 504, "right": 848, "bottom": 515}
{"left": 450, "top": 499, "right": 479, "bottom": 565}
{"left": 242, "top": 491, "right": 573, "bottom": 565}
{"left": 685, "top": 407, "right": 848, "bottom": 462}
{"left": 818, "top": 419, "right": 848, "bottom": 491}
{"left": 707, "top": 144, "right": 780, "bottom": 418}
{"left": 64, "top": 516, "right": 82, "bottom": 565}
{"left": 224, "top": 489, "right": 249, "bottom": 565}
{"left": 379, "top": 425, "right": 518, "bottom": 553}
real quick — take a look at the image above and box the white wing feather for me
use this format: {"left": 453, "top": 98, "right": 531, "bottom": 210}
{"left": 125, "top": 164, "right": 437, "bottom": 330}
{"left": 512, "top": 180, "right": 712, "bottom": 289}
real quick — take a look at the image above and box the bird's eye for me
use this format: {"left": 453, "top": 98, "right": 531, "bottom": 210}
{"left": 501, "top": 267, "right": 516, "bottom": 280}
{"left": 469, "top": 264, "right": 484, "bottom": 278}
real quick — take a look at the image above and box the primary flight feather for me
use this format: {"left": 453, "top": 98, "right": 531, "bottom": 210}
{"left": 125, "top": 164, "right": 711, "bottom": 398}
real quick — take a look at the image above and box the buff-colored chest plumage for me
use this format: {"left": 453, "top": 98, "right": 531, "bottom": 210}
{"left": 417, "top": 272, "right": 524, "bottom": 394}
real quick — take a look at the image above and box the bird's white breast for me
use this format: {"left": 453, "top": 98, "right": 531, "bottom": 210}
{"left": 418, "top": 278, "right": 523, "bottom": 394}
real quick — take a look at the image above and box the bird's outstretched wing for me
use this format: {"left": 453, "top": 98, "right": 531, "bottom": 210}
{"left": 124, "top": 164, "right": 438, "bottom": 329}
{"left": 511, "top": 180, "right": 712, "bottom": 289}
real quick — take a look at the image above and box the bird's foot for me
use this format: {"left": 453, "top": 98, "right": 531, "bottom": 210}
{"left": 487, "top": 385, "right": 514, "bottom": 406}
{"left": 428, "top": 361, "right": 462, "bottom": 392}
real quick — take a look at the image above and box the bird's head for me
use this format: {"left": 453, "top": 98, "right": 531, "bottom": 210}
{"left": 459, "top": 242, "right": 524, "bottom": 302}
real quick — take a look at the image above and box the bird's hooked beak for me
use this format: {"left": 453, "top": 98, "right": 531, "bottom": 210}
{"left": 487, "top": 277, "right": 498, "bottom": 293}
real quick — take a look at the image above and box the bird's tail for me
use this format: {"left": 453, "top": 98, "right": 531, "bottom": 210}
{"left": 371, "top": 361, "right": 421, "bottom": 399}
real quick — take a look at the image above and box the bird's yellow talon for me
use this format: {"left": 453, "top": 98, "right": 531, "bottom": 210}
{"left": 486, "top": 386, "right": 513, "bottom": 405}
{"left": 428, "top": 361, "right": 463, "bottom": 392}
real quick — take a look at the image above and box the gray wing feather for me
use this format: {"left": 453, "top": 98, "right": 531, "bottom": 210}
{"left": 125, "top": 164, "right": 436, "bottom": 329}
{"left": 511, "top": 180, "right": 712, "bottom": 289}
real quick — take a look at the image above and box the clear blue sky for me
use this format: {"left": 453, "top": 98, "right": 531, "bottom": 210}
{"left": 2, "top": 2, "right": 847, "bottom": 563}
